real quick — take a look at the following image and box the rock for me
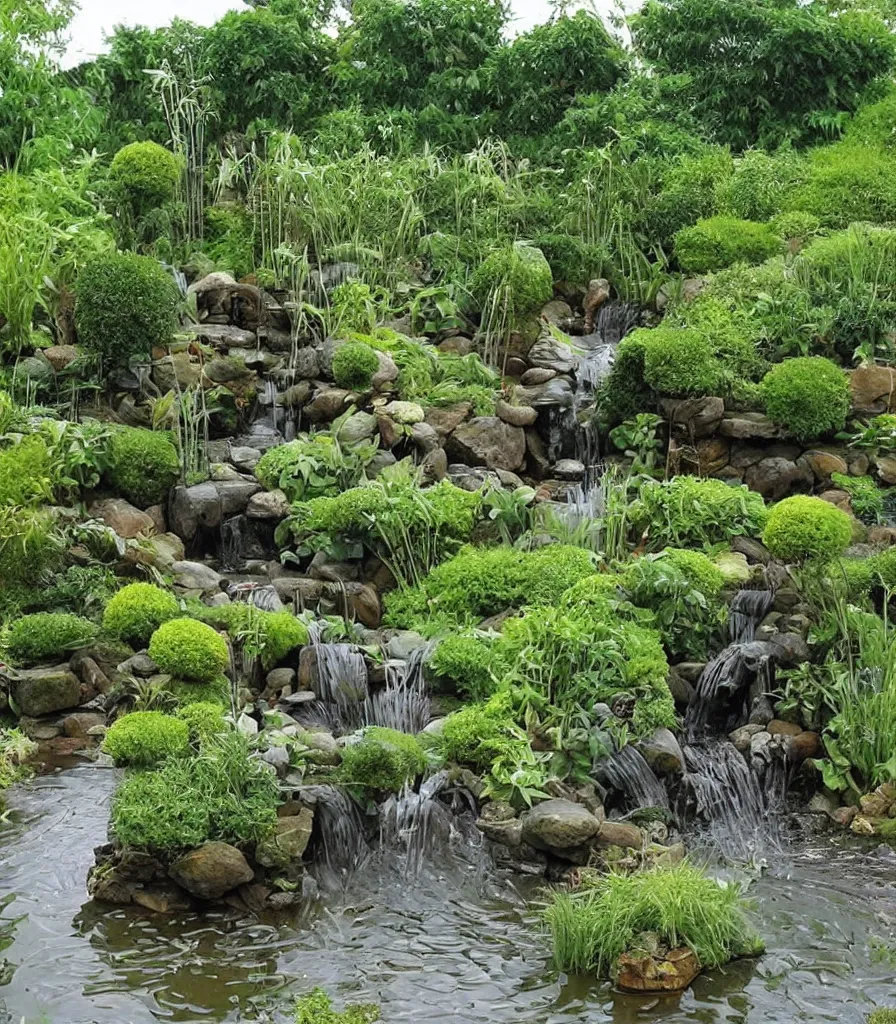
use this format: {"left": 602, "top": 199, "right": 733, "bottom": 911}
{"left": 714, "top": 551, "right": 753, "bottom": 584}
{"left": 553, "top": 459, "right": 585, "bottom": 481}
{"left": 769, "top": 631, "right": 809, "bottom": 667}
{"left": 519, "top": 799, "right": 601, "bottom": 855}
{"left": 305, "top": 387, "right": 352, "bottom": 423}
{"left": 691, "top": 436, "right": 731, "bottom": 475}
{"left": 74, "top": 655, "right": 112, "bottom": 696}
{"left": 528, "top": 331, "right": 579, "bottom": 374}
{"left": 372, "top": 351, "right": 399, "bottom": 390}
{"left": 875, "top": 454, "right": 896, "bottom": 486}
{"left": 261, "top": 745, "right": 290, "bottom": 773}
{"left": 662, "top": 396, "right": 725, "bottom": 439}
{"left": 14, "top": 354, "right": 54, "bottom": 385}
{"left": 720, "top": 413, "right": 780, "bottom": 440}
{"left": 254, "top": 810, "right": 314, "bottom": 868}
{"left": 850, "top": 365, "right": 896, "bottom": 416}
{"left": 152, "top": 349, "right": 201, "bottom": 391}
{"left": 130, "top": 532, "right": 184, "bottom": 572}
{"left": 88, "top": 498, "right": 155, "bottom": 539}
{"left": 63, "top": 712, "right": 105, "bottom": 738}
{"left": 119, "top": 654, "right": 158, "bottom": 677}
{"left": 595, "top": 820, "right": 643, "bottom": 850}
{"left": 798, "top": 449, "right": 848, "bottom": 484}
{"left": 477, "top": 817, "right": 523, "bottom": 846}
{"left": 410, "top": 422, "right": 441, "bottom": 453}
{"left": 495, "top": 399, "right": 538, "bottom": 427}
{"left": 44, "top": 344, "right": 79, "bottom": 371}
{"left": 638, "top": 728, "right": 684, "bottom": 774}
{"left": 617, "top": 946, "right": 700, "bottom": 993}
{"left": 729, "top": 723, "right": 764, "bottom": 753}
{"left": 377, "top": 413, "right": 400, "bottom": 449}
{"left": 745, "top": 456, "right": 813, "bottom": 501}
{"left": 183, "top": 323, "right": 256, "bottom": 350}
{"left": 512, "top": 377, "right": 574, "bottom": 410}
{"left": 12, "top": 667, "right": 81, "bottom": 717}
{"left": 808, "top": 790, "right": 840, "bottom": 816}
{"left": 264, "top": 668, "right": 295, "bottom": 694}
{"left": 169, "top": 843, "right": 255, "bottom": 901}
{"left": 768, "top": 719, "right": 802, "bottom": 737}
{"left": 298, "top": 728, "right": 341, "bottom": 766}
{"left": 170, "top": 480, "right": 261, "bottom": 540}
{"left": 732, "top": 537, "right": 771, "bottom": 565}
{"left": 786, "top": 731, "right": 822, "bottom": 761}
{"left": 383, "top": 400, "right": 425, "bottom": 425}
{"left": 447, "top": 417, "right": 525, "bottom": 472}
{"left": 246, "top": 489, "right": 290, "bottom": 519}
{"left": 171, "top": 560, "right": 223, "bottom": 597}
{"left": 521, "top": 367, "right": 556, "bottom": 385}
{"left": 424, "top": 402, "right": 472, "bottom": 438}
{"left": 540, "top": 299, "right": 573, "bottom": 324}
{"left": 337, "top": 411, "right": 378, "bottom": 444}
{"left": 133, "top": 884, "right": 192, "bottom": 914}
{"left": 342, "top": 582, "right": 381, "bottom": 629}
{"left": 230, "top": 446, "right": 262, "bottom": 472}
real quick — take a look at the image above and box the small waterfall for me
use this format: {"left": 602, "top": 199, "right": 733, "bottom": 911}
{"left": 595, "top": 744, "right": 670, "bottom": 810}
{"left": 290, "top": 623, "right": 370, "bottom": 733}
{"left": 220, "top": 515, "right": 278, "bottom": 570}
{"left": 228, "top": 580, "right": 285, "bottom": 612}
{"left": 729, "top": 587, "right": 775, "bottom": 643}
{"left": 361, "top": 644, "right": 434, "bottom": 734}
{"left": 378, "top": 773, "right": 456, "bottom": 878}
{"left": 307, "top": 784, "right": 371, "bottom": 878}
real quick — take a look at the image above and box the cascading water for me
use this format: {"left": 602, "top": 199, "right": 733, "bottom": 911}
{"left": 305, "top": 783, "right": 371, "bottom": 881}
{"left": 379, "top": 772, "right": 457, "bottom": 878}
{"left": 360, "top": 643, "right": 434, "bottom": 734}
{"left": 596, "top": 744, "right": 670, "bottom": 811}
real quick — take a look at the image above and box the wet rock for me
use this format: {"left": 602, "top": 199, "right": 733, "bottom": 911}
{"left": 230, "top": 445, "right": 262, "bottom": 471}
{"left": 12, "top": 667, "right": 81, "bottom": 717}
{"left": 595, "top": 820, "right": 643, "bottom": 850}
{"left": 785, "top": 731, "right": 821, "bottom": 761}
{"left": 850, "top": 364, "right": 896, "bottom": 416}
{"left": 617, "top": 945, "right": 700, "bottom": 993}
{"left": 748, "top": 695, "right": 775, "bottom": 726}
{"left": 88, "top": 498, "right": 155, "bottom": 539}
{"left": 769, "top": 632, "right": 809, "bottom": 667}
{"left": 305, "top": 387, "right": 352, "bottom": 423}
{"left": 246, "top": 489, "right": 290, "bottom": 520}
{"left": 255, "top": 810, "right": 314, "bottom": 868}
{"left": 528, "top": 331, "right": 579, "bottom": 374}
{"left": 477, "top": 817, "right": 523, "bottom": 846}
{"left": 768, "top": 719, "right": 802, "bottom": 737}
{"left": 638, "top": 728, "right": 684, "bottom": 774}
{"left": 521, "top": 367, "right": 556, "bottom": 385}
{"left": 170, "top": 480, "right": 260, "bottom": 540}
{"left": 184, "top": 322, "right": 256, "bottom": 349}
{"left": 512, "top": 377, "right": 574, "bottom": 410}
{"left": 133, "top": 884, "right": 192, "bottom": 914}
{"left": 171, "top": 560, "right": 223, "bottom": 597}
{"left": 729, "top": 723, "right": 764, "bottom": 753}
{"left": 447, "top": 417, "right": 525, "bottom": 472}
{"left": 496, "top": 399, "right": 538, "bottom": 427}
{"left": 169, "top": 842, "right": 255, "bottom": 901}
{"left": 553, "top": 459, "right": 585, "bottom": 481}
{"left": 519, "top": 799, "right": 601, "bottom": 855}
{"left": 88, "top": 868, "right": 133, "bottom": 905}
{"left": 63, "top": 712, "right": 105, "bottom": 738}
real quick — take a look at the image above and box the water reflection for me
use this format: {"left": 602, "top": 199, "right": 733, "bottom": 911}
{"left": 2, "top": 765, "right": 896, "bottom": 1022}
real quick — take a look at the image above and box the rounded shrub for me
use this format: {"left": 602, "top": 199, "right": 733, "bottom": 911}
{"left": 103, "top": 711, "right": 190, "bottom": 768}
{"left": 3, "top": 612, "right": 96, "bottom": 665}
{"left": 792, "top": 144, "right": 896, "bottom": 228}
{"left": 175, "top": 701, "right": 228, "bottom": 742}
{"left": 674, "top": 216, "right": 781, "bottom": 273}
{"left": 762, "top": 495, "right": 853, "bottom": 562}
{"left": 106, "top": 427, "right": 180, "bottom": 507}
{"left": 760, "top": 357, "right": 850, "bottom": 441}
{"left": 103, "top": 582, "right": 180, "bottom": 647}
{"left": 109, "top": 141, "right": 180, "bottom": 213}
{"left": 75, "top": 252, "right": 180, "bottom": 367}
{"left": 636, "top": 327, "right": 723, "bottom": 396}
{"left": 430, "top": 632, "right": 496, "bottom": 701}
{"left": 339, "top": 727, "right": 427, "bottom": 792}
{"left": 470, "top": 242, "right": 553, "bottom": 321}
{"left": 149, "top": 619, "right": 230, "bottom": 683}
{"left": 332, "top": 340, "right": 379, "bottom": 390}
{"left": 662, "top": 548, "right": 725, "bottom": 598}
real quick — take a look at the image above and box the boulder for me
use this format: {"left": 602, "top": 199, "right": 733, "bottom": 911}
{"left": 371, "top": 351, "right": 399, "bottom": 390}
{"left": 246, "top": 489, "right": 290, "bottom": 520}
{"left": 171, "top": 560, "right": 224, "bottom": 597}
{"left": 383, "top": 401, "right": 425, "bottom": 425}
{"left": 744, "top": 456, "right": 813, "bottom": 501}
{"left": 337, "top": 411, "right": 378, "bottom": 444}
{"left": 254, "top": 810, "right": 314, "bottom": 868}
{"left": 512, "top": 377, "right": 574, "bottom": 410}
{"left": 168, "top": 842, "right": 255, "bottom": 900}
{"left": 785, "top": 730, "right": 822, "bottom": 761}
{"left": 169, "top": 480, "right": 260, "bottom": 540}
{"left": 11, "top": 667, "right": 81, "bottom": 717}
{"left": 88, "top": 498, "right": 155, "bottom": 539}
{"left": 410, "top": 422, "right": 441, "bottom": 453}
{"left": 447, "top": 417, "right": 526, "bottom": 472}
{"left": 44, "top": 344, "right": 79, "bottom": 371}
{"left": 719, "top": 413, "right": 780, "bottom": 440}
{"left": 521, "top": 367, "right": 557, "bottom": 386}
{"left": 230, "top": 446, "right": 262, "bottom": 472}
{"left": 638, "top": 728, "right": 684, "bottom": 774}
{"left": 875, "top": 454, "right": 896, "bottom": 486}
{"left": 496, "top": 399, "right": 538, "bottom": 427}
{"left": 527, "top": 332, "right": 579, "bottom": 374}
{"left": 519, "top": 799, "right": 601, "bottom": 855}
{"left": 553, "top": 459, "right": 585, "bottom": 481}
{"left": 850, "top": 365, "right": 896, "bottom": 416}
{"left": 424, "top": 402, "right": 472, "bottom": 438}
{"left": 595, "top": 820, "right": 643, "bottom": 850}
{"left": 797, "top": 449, "right": 848, "bottom": 485}
{"left": 617, "top": 946, "right": 700, "bottom": 993}
{"left": 63, "top": 712, "right": 106, "bottom": 738}
{"left": 662, "top": 396, "right": 725, "bottom": 439}
{"left": 304, "top": 388, "right": 352, "bottom": 423}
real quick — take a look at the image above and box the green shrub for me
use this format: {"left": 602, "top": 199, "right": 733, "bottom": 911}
{"left": 339, "top": 727, "right": 427, "bottom": 792}
{"left": 0, "top": 507, "right": 62, "bottom": 586}
{"left": 674, "top": 217, "right": 781, "bottom": 274}
{"left": 3, "top": 612, "right": 96, "bottom": 665}
{"left": 470, "top": 242, "right": 553, "bottom": 322}
{"left": 439, "top": 695, "right": 516, "bottom": 771}
{"left": 103, "top": 582, "right": 180, "bottom": 647}
{"left": 770, "top": 211, "right": 821, "bottom": 244}
{"left": 869, "top": 1010, "right": 896, "bottom": 1024}
{"left": 544, "top": 862, "right": 761, "bottom": 976}
{"left": 847, "top": 89, "right": 896, "bottom": 150}
{"left": 831, "top": 473, "right": 887, "bottom": 525}
{"left": 662, "top": 548, "right": 726, "bottom": 598}
{"left": 255, "top": 432, "right": 378, "bottom": 503}
{"left": 110, "top": 733, "right": 279, "bottom": 853}
{"left": 532, "top": 234, "right": 612, "bottom": 284}
{"left": 106, "top": 427, "right": 180, "bottom": 508}
{"left": 0, "top": 435, "right": 54, "bottom": 506}
{"left": 75, "top": 252, "right": 180, "bottom": 367}
{"left": 429, "top": 632, "right": 497, "bottom": 701}
{"left": 630, "top": 476, "right": 768, "bottom": 550}
{"left": 109, "top": 141, "right": 180, "bottom": 213}
{"left": 332, "top": 341, "right": 380, "bottom": 390}
{"left": 169, "top": 676, "right": 230, "bottom": 708}
{"left": 762, "top": 495, "right": 853, "bottom": 562}
{"left": 149, "top": 619, "right": 230, "bottom": 683}
{"left": 672, "top": 296, "right": 766, "bottom": 384}
{"left": 294, "top": 989, "right": 380, "bottom": 1024}
{"left": 792, "top": 144, "right": 896, "bottom": 228}
{"left": 831, "top": 556, "right": 876, "bottom": 599}
{"left": 175, "top": 702, "right": 228, "bottom": 742}
{"left": 103, "top": 711, "right": 190, "bottom": 768}
{"left": 716, "top": 150, "right": 806, "bottom": 222}
{"left": 760, "top": 357, "right": 849, "bottom": 441}
{"left": 869, "top": 547, "right": 896, "bottom": 589}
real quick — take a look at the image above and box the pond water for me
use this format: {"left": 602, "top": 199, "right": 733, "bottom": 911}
{"left": 2, "top": 762, "right": 896, "bottom": 1024}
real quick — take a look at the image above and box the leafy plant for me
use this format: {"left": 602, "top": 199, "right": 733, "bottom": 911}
{"left": 294, "top": 988, "right": 380, "bottom": 1024}
{"left": 255, "top": 431, "right": 378, "bottom": 503}
{"left": 609, "top": 414, "right": 664, "bottom": 473}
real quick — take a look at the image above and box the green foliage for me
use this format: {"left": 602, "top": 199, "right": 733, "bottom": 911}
{"left": 0, "top": 506, "right": 62, "bottom": 587}
{"left": 760, "top": 357, "right": 850, "bottom": 441}
{"left": 175, "top": 702, "right": 228, "bottom": 743}
{"left": 339, "top": 727, "right": 427, "bottom": 792}
{"left": 148, "top": 619, "right": 230, "bottom": 683}
{"left": 331, "top": 341, "right": 380, "bottom": 390}
{"left": 544, "top": 862, "right": 761, "bottom": 976}
{"left": 103, "top": 711, "right": 190, "bottom": 768}
{"left": 846, "top": 88, "right": 896, "bottom": 149}
{"left": 630, "top": 476, "right": 768, "bottom": 550}
{"left": 674, "top": 217, "right": 780, "bottom": 274}
{"left": 663, "top": 548, "right": 725, "bottom": 596}
{"left": 2, "top": 612, "right": 96, "bottom": 665}
{"left": 110, "top": 733, "right": 279, "bottom": 853}
{"left": 639, "top": 327, "right": 722, "bottom": 396}
{"left": 430, "top": 631, "right": 497, "bottom": 701}
{"left": 103, "top": 582, "right": 180, "bottom": 647}
{"left": 869, "top": 1012, "right": 896, "bottom": 1024}
{"left": 294, "top": 989, "right": 380, "bottom": 1024}
{"left": 255, "top": 431, "right": 378, "bottom": 503}
{"left": 831, "top": 472, "right": 887, "bottom": 525}
{"left": 762, "top": 495, "right": 853, "bottom": 562}
{"left": 106, "top": 427, "right": 180, "bottom": 508}
{"left": 470, "top": 243, "right": 553, "bottom": 323}
{"left": 0, "top": 435, "right": 54, "bottom": 506}
{"left": 716, "top": 150, "right": 806, "bottom": 222}
{"left": 439, "top": 695, "right": 517, "bottom": 771}
{"left": 75, "top": 252, "right": 180, "bottom": 367}
{"left": 0, "top": 728, "right": 37, "bottom": 796}
{"left": 190, "top": 603, "right": 308, "bottom": 670}
{"left": 670, "top": 296, "right": 766, "bottom": 384}
{"left": 109, "top": 142, "right": 180, "bottom": 214}
{"left": 533, "top": 235, "right": 612, "bottom": 286}
{"left": 792, "top": 144, "right": 896, "bottom": 228}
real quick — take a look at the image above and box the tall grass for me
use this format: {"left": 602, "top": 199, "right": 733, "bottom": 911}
{"left": 544, "top": 862, "right": 760, "bottom": 976}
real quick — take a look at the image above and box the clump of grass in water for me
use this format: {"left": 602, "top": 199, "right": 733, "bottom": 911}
{"left": 543, "top": 862, "right": 763, "bottom": 976}
{"left": 294, "top": 988, "right": 380, "bottom": 1024}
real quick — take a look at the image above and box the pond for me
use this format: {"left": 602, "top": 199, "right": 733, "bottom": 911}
{"left": 1, "top": 762, "right": 896, "bottom": 1023}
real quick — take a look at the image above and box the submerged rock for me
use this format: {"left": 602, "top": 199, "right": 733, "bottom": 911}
{"left": 617, "top": 944, "right": 700, "bottom": 992}
{"left": 168, "top": 842, "right": 255, "bottom": 900}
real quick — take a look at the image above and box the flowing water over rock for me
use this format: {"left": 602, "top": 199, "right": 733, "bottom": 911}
{"left": 596, "top": 745, "right": 670, "bottom": 812}
{"left": 4, "top": 764, "right": 896, "bottom": 1022}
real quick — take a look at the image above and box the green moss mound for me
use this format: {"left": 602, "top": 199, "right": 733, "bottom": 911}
{"left": 760, "top": 357, "right": 850, "bottom": 442}
{"left": 3, "top": 612, "right": 96, "bottom": 665}
{"left": 762, "top": 495, "right": 853, "bottom": 562}
{"left": 175, "top": 702, "right": 228, "bottom": 743}
{"left": 103, "top": 711, "right": 190, "bottom": 768}
{"left": 674, "top": 216, "right": 780, "bottom": 273}
{"left": 294, "top": 989, "right": 380, "bottom": 1024}
{"left": 103, "top": 582, "right": 180, "bottom": 648}
{"left": 110, "top": 141, "right": 180, "bottom": 212}
{"left": 106, "top": 427, "right": 180, "bottom": 508}
{"left": 149, "top": 619, "right": 230, "bottom": 683}
{"left": 332, "top": 340, "right": 379, "bottom": 390}
{"left": 339, "top": 727, "right": 427, "bottom": 792}
{"left": 471, "top": 242, "right": 553, "bottom": 321}
{"left": 189, "top": 604, "right": 308, "bottom": 670}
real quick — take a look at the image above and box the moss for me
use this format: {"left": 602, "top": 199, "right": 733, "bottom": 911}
{"left": 339, "top": 727, "right": 427, "bottom": 792}
{"left": 109, "top": 141, "right": 180, "bottom": 213}
{"left": 103, "top": 711, "right": 190, "bottom": 768}
{"left": 674, "top": 216, "right": 780, "bottom": 273}
{"left": 760, "top": 357, "right": 850, "bottom": 442}
{"left": 439, "top": 696, "right": 515, "bottom": 771}
{"left": 868, "top": 1012, "right": 896, "bottom": 1024}
{"left": 3, "top": 612, "right": 96, "bottom": 665}
{"left": 175, "top": 702, "right": 228, "bottom": 742}
{"left": 470, "top": 242, "right": 553, "bottom": 321}
{"left": 75, "top": 252, "right": 180, "bottom": 367}
{"left": 0, "top": 434, "right": 54, "bottom": 506}
{"left": 103, "top": 582, "right": 180, "bottom": 647}
{"left": 663, "top": 548, "right": 725, "bottom": 598}
{"left": 106, "top": 427, "right": 180, "bottom": 507}
{"left": 332, "top": 341, "right": 380, "bottom": 390}
{"left": 762, "top": 496, "right": 853, "bottom": 563}
{"left": 429, "top": 632, "right": 497, "bottom": 701}
{"left": 294, "top": 989, "right": 381, "bottom": 1024}
{"left": 791, "top": 143, "right": 896, "bottom": 228}
{"left": 149, "top": 619, "right": 230, "bottom": 683}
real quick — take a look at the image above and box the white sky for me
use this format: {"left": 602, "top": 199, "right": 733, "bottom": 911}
{"left": 65, "top": 0, "right": 572, "bottom": 66}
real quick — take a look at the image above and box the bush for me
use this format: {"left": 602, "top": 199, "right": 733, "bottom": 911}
{"left": 770, "top": 211, "right": 821, "bottom": 245}
{"left": 792, "top": 144, "right": 896, "bottom": 228}
{"left": 75, "top": 252, "right": 180, "bottom": 367}
{"left": 831, "top": 473, "right": 886, "bottom": 525}
{"left": 470, "top": 243, "right": 553, "bottom": 322}
{"left": 149, "top": 619, "right": 230, "bottom": 683}
{"left": 339, "top": 727, "right": 427, "bottom": 792}
{"left": 255, "top": 432, "right": 377, "bottom": 503}
{"left": 869, "top": 1011, "right": 896, "bottom": 1024}
{"left": 103, "top": 711, "right": 190, "bottom": 768}
{"left": 716, "top": 150, "right": 806, "bottom": 222}
{"left": 109, "top": 141, "right": 180, "bottom": 213}
{"left": 294, "top": 989, "right": 380, "bottom": 1024}
{"left": 439, "top": 696, "right": 516, "bottom": 772}
{"left": 110, "top": 733, "right": 279, "bottom": 853}
{"left": 429, "top": 631, "right": 496, "bottom": 701}
{"left": 544, "top": 862, "right": 761, "bottom": 976}
{"left": 175, "top": 702, "right": 228, "bottom": 743}
{"left": 0, "top": 435, "right": 54, "bottom": 506}
{"left": 106, "top": 427, "right": 180, "bottom": 508}
{"left": 532, "top": 234, "right": 612, "bottom": 284}
{"left": 760, "top": 357, "right": 849, "bottom": 442}
{"left": 103, "top": 582, "right": 180, "bottom": 647}
{"left": 332, "top": 341, "right": 380, "bottom": 390}
{"left": 3, "top": 612, "right": 96, "bottom": 665}
{"left": 662, "top": 548, "right": 725, "bottom": 598}
{"left": 674, "top": 217, "right": 781, "bottom": 274}
{"left": 0, "top": 507, "right": 62, "bottom": 587}
{"left": 762, "top": 495, "right": 853, "bottom": 562}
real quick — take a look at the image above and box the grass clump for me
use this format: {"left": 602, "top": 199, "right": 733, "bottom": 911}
{"left": 544, "top": 862, "right": 762, "bottom": 976}
{"left": 674, "top": 216, "right": 780, "bottom": 273}
{"left": 869, "top": 1011, "right": 896, "bottom": 1024}
{"left": 103, "top": 582, "right": 180, "bottom": 647}
{"left": 106, "top": 427, "right": 180, "bottom": 508}
{"left": 149, "top": 619, "right": 230, "bottom": 683}
{"left": 332, "top": 340, "right": 380, "bottom": 390}
{"left": 103, "top": 711, "right": 190, "bottom": 768}
{"left": 429, "top": 631, "right": 497, "bottom": 701}
{"left": 762, "top": 495, "right": 853, "bottom": 563}
{"left": 760, "top": 357, "right": 850, "bottom": 442}
{"left": 2, "top": 612, "right": 96, "bottom": 665}
{"left": 339, "top": 727, "right": 427, "bottom": 792}
{"left": 294, "top": 989, "right": 380, "bottom": 1024}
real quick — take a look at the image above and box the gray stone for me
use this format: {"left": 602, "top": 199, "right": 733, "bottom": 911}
{"left": 172, "top": 560, "right": 223, "bottom": 596}
{"left": 447, "top": 417, "right": 525, "bottom": 472}
{"left": 246, "top": 489, "right": 290, "bottom": 519}
{"left": 168, "top": 842, "right": 255, "bottom": 900}
{"left": 496, "top": 399, "right": 538, "bottom": 427}
{"left": 745, "top": 457, "right": 813, "bottom": 501}
{"left": 553, "top": 459, "right": 585, "bottom": 481}
{"left": 410, "top": 422, "right": 441, "bottom": 453}
{"left": 638, "top": 728, "right": 684, "bottom": 774}
{"left": 719, "top": 413, "right": 780, "bottom": 440}
{"left": 119, "top": 654, "right": 158, "bottom": 677}
{"left": 383, "top": 400, "right": 425, "bottom": 424}
{"left": 255, "top": 810, "right": 314, "bottom": 868}
{"left": 662, "top": 397, "right": 725, "bottom": 439}
{"left": 88, "top": 498, "right": 155, "bottom": 539}
{"left": 11, "top": 667, "right": 81, "bottom": 717}
{"left": 520, "top": 798, "right": 601, "bottom": 855}
{"left": 337, "top": 411, "right": 378, "bottom": 445}
{"left": 595, "top": 820, "right": 643, "bottom": 850}
{"left": 230, "top": 446, "right": 262, "bottom": 471}
{"left": 527, "top": 332, "right": 579, "bottom": 374}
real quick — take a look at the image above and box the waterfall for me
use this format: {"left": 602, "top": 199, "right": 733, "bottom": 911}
{"left": 595, "top": 744, "right": 670, "bottom": 810}
{"left": 306, "top": 784, "right": 371, "bottom": 878}
{"left": 729, "top": 587, "right": 775, "bottom": 643}
{"left": 378, "top": 773, "right": 456, "bottom": 878}
{"left": 360, "top": 643, "right": 434, "bottom": 734}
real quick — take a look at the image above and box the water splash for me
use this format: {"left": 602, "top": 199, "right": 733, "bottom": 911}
{"left": 306, "top": 784, "right": 371, "bottom": 880}
{"left": 379, "top": 773, "right": 456, "bottom": 878}
{"left": 595, "top": 744, "right": 669, "bottom": 810}
{"left": 361, "top": 644, "right": 434, "bottom": 734}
